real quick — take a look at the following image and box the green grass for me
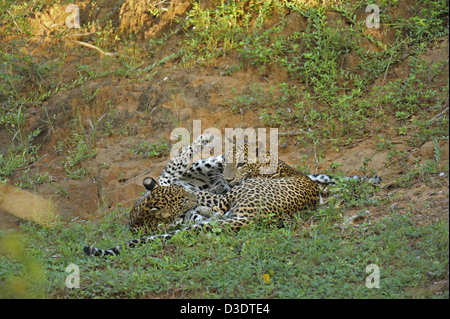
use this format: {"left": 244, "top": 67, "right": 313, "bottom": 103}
{"left": 217, "top": 0, "right": 448, "bottom": 147}
{"left": 0, "top": 209, "right": 448, "bottom": 298}
{"left": 129, "top": 140, "right": 170, "bottom": 158}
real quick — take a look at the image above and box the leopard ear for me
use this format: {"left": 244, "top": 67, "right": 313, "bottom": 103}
{"left": 143, "top": 177, "right": 158, "bottom": 191}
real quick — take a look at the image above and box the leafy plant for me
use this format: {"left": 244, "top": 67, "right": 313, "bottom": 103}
{"left": 63, "top": 128, "right": 97, "bottom": 179}
{"left": 0, "top": 129, "right": 41, "bottom": 183}
{"left": 129, "top": 140, "right": 170, "bottom": 158}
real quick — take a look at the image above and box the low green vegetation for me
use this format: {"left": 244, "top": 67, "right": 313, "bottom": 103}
{"left": 0, "top": 207, "right": 448, "bottom": 298}
{"left": 129, "top": 140, "right": 170, "bottom": 158}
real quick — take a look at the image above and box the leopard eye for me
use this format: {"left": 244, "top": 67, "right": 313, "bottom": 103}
{"left": 236, "top": 162, "right": 245, "bottom": 168}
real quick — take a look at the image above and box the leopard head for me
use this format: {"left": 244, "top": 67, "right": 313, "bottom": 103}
{"left": 223, "top": 162, "right": 260, "bottom": 186}
{"left": 222, "top": 139, "right": 278, "bottom": 186}
{"left": 223, "top": 139, "right": 250, "bottom": 186}
{"left": 129, "top": 177, "right": 197, "bottom": 233}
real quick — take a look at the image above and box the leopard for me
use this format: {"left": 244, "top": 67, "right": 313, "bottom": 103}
{"left": 129, "top": 133, "right": 228, "bottom": 233}
{"left": 84, "top": 173, "right": 319, "bottom": 256}
{"left": 130, "top": 136, "right": 378, "bottom": 234}
{"left": 156, "top": 133, "right": 223, "bottom": 189}
{"left": 221, "top": 140, "right": 381, "bottom": 187}
{"left": 84, "top": 137, "right": 380, "bottom": 257}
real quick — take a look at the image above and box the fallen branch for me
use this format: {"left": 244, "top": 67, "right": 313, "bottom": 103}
{"left": 429, "top": 106, "right": 449, "bottom": 124}
{"left": 68, "top": 39, "right": 118, "bottom": 57}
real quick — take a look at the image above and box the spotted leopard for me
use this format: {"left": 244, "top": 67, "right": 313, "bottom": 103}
{"left": 129, "top": 133, "right": 227, "bottom": 233}
{"left": 156, "top": 133, "right": 221, "bottom": 188}
{"left": 84, "top": 172, "right": 319, "bottom": 256}
{"left": 84, "top": 138, "right": 380, "bottom": 256}
{"left": 221, "top": 140, "right": 381, "bottom": 186}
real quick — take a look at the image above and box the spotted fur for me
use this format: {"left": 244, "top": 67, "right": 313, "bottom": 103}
{"left": 174, "top": 154, "right": 229, "bottom": 194}
{"left": 222, "top": 141, "right": 381, "bottom": 186}
{"left": 129, "top": 133, "right": 223, "bottom": 232}
{"left": 84, "top": 138, "right": 380, "bottom": 257}
{"left": 157, "top": 133, "right": 220, "bottom": 187}
{"left": 84, "top": 175, "right": 318, "bottom": 256}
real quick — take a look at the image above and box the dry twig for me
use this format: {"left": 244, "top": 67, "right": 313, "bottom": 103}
{"left": 68, "top": 39, "right": 118, "bottom": 57}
